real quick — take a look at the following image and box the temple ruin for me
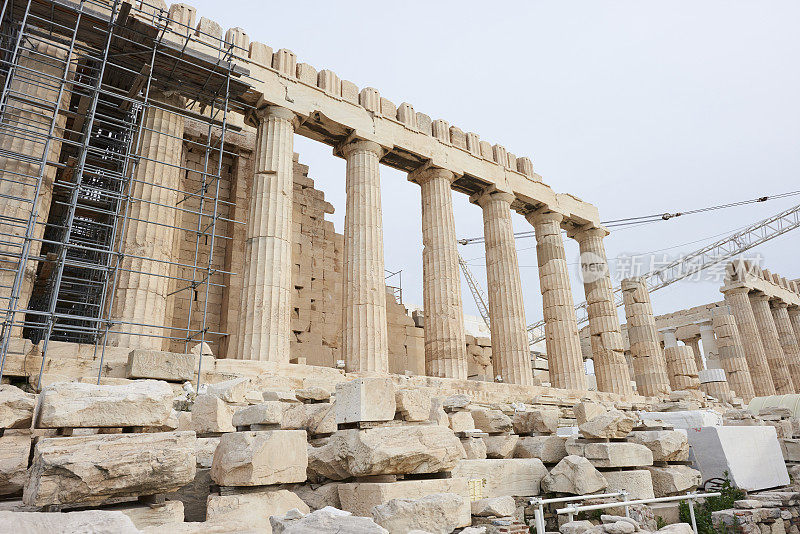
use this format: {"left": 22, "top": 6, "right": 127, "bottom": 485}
{"left": 0, "top": 1, "right": 799, "bottom": 532}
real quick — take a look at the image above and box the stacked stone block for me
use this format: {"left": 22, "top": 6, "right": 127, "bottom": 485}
{"left": 750, "top": 293, "right": 794, "bottom": 394}
{"left": 663, "top": 345, "right": 701, "bottom": 393}
{"left": 724, "top": 287, "right": 776, "bottom": 396}
{"left": 622, "top": 277, "right": 671, "bottom": 397}
{"left": 712, "top": 312, "right": 756, "bottom": 402}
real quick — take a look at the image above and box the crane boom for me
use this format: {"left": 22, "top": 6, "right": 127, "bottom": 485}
{"left": 458, "top": 254, "right": 491, "bottom": 329}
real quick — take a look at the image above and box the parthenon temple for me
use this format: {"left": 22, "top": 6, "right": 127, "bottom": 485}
{"left": 0, "top": 1, "right": 799, "bottom": 533}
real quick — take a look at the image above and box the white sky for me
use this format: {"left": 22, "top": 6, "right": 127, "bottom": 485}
{"left": 193, "top": 0, "right": 800, "bottom": 326}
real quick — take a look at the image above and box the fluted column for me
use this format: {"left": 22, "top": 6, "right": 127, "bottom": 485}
{"left": 789, "top": 307, "right": 800, "bottom": 348}
{"left": 661, "top": 328, "right": 678, "bottom": 348}
{"left": 341, "top": 140, "right": 389, "bottom": 373}
{"left": 573, "top": 227, "right": 632, "bottom": 395}
{"left": 663, "top": 345, "right": 701, "bottom": 392}
{"left": 413, "top": 167, "right": 467, "bottom": 379}
{"left": 771, "top": 301, "right": 800, "bottom": 392}
{"left": 234, "top": 106, "right": 296, "bottom": 361}
{"left": 683, "top": 336, "right": 704, "bottom": 371}
{"left": 0, "top": 41, "right": 70, "bottom": 335}
{"left": 723, "top": 287, "right": 775, "bottom": 396}
{"left": 528, "top": 211, "right": 585, "bottom": 390}
{"left": 749, "top": 292, "right": 794, "bottom": 394}
{"left": 476, "top": 191, "right": 533, "bottom": 385}
{"left": 711, "top": 312, "right": 756, "bottom": 402}
{"left": 698, "top": 321, "right": 721, "bottom": 370}
{"left": 112, "top": 94, "right": 186, "bottom": 349}
{"left": 621, "top": 277, "right": 671, "bottom": 397}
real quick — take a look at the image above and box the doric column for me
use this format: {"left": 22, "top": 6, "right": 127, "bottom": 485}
{"left": 411, "top": 167, "right": 467, "bottom": 379}
{"left": 789, "top": 307, "right": 800, "bottom": 347}
{"left": 771, "top": 301, "right": 800, "bottom": 392}
{"left": 234, "top": 106, "right": 296, "bottom": 361}
{"left": 621, "top": 277, "right": 671, "bottom": 397}
{"left": 573, "top": 227, "right": 632, "bottom": 395}
{"left": 663, "top": 345, "right": 701, "bottom": 392}
{"left": 0, "top": 41, "right": 70, "bottom": 335}
{"left": 723, "top": 287, "right": 775, "bottom": 396}
{"left": 749, "top": 292, "right": 794, "bottom": 394}
{"left": 475, "top": 191, "right": 533, "bottom": 385}
{"left": 711, "top": 311, "right": 756, "bottom": 402}
{"left": 340, "top": 140, "right": 389, "bottom": 373}
{"left": 682, "top": 336, "right": 704, "bottom": 371}
{"left": 661, "top": 328, "right": 678, "bottom": 348}
{"left": 699, "top": 368, "right": 733, "bottom": 402}
{"left": 527, "top": 211, "right": 585, "bottom": 391}
{"left": 112, "top": 93, "right": 186, "bottom": 350}
{"left": 698, "top": 321, "right": 721, "bottom": 370}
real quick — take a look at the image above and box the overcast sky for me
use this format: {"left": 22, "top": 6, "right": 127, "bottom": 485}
{"left": 193, "top": 0, "right": 800, "bottom": 328}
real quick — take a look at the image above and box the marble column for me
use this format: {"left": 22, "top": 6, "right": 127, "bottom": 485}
{"left": 341, "top": 140, "right": 389, "bottom": 373}
{"left": 663, "top": 345, "right": 701, "bottom": 392}
{"left": 235, "top": 106, "right": 296, "bottom": 362}
{"left": 573, "top": 227, "right": 632, "bottom": 395}
{"left": 0, "top": 41, "right": 70, "bottom": 335}
{"left": 723, "top": 287, "right": 775, "bottom": 396}
{"left": 789, "top": 307, "right": 800, "bottom": 348}
{"left": 711, "top": 312, "right": 756, "bottom": 402}
{"left": 749, "top": 292, "right": 794, "bottom": 394}
{"left": 698, "top": 321, "right": 721, "bottom": 370}
{"left": 112, "top": 93, "right": 186, "bottom": 350}
{"left": 527, "top": 211, "right": 585, "bottom": 391}
{"left": 771, "top": 301, "right": 800, "bottom": 392}
{"left": 661, "top": 328, "right": 678, "bottom": 348}
{"left": 683, "top": 336, "right": 704, "bottom": 370}
{"left": 476, "top": 191, "right": 533, "bottom": 385}
{"left": 413, "top": 167, "right": 467, "bottom": 379}
{"left": 621, "top": 277, "right": 671, "bottom": 397}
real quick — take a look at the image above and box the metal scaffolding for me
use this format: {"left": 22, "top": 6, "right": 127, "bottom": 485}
{"left": 0, "top": 0, "right": 254, "bottom": 387}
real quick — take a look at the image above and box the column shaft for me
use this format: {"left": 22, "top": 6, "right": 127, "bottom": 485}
{"left": 698, "top": 322, "right": 721, "bottom": 370}
{"left": 771, "top": 302, "right": 800, "bottom": 392}
{"left": 723, "top": 288, "right": 775, "bottom": 396}
{"left": 574, "top": 228, "right": 632, "bottom": 395}
{"left": 417, "top": 168, "right": 467, "bottom": 379}
{"left": 112, "top": 94, "right": 186, "bottom": 349}
{"left": 711, "top": 312, "right": 756, "bottom": 402}
{"left": 341, "top": 140, "right": 389, "bottom": 373}
{"left": 749, "top": 293, "right": 794, "bottom": 394}
{"left": 478, "top": 192, "right": 533, "bottom": 385}
{"left": 235, "top": 106, "right": 296, "bottom": 361}
{"left": 789, "top": 308, "right": 800, "bottom": 350}
{"left": 663, "top": 345, "right": 701, "bottom": 392}
{"left": 621, "top": 277, "right": 671, "bottom": 397}
{"left": 683, "top": 336, "right": 704, "bottom": 371}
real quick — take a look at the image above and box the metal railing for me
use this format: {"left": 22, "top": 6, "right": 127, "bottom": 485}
{"left": 530, "top": 491, "right": 630, "bottom": 534}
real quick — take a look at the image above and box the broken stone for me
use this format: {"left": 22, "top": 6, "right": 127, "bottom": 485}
{"left": 471, "top": 409, "right": 513, "bottom": 433}
{"left": 628, "top": 430, "right": 690, "bottom": 462}
{"left": 194, "top": 437, "right": 219, "bottom": 468}
{"left": 646, "top": 465, "right": 702, "bottom": 497}
{"left": 308, "top": 426, "right": 463, "bottom": 479}
{"left": 283, "top": 402, "right": 336, "bottom": 435}
{"left": 206, "top": 488, "right": 310, "bottom": 531}
{"left": 565, "top": 438, "right": 653, "bottom": 468}
{"left": 336, "top": 378, "right": 395, "bottom": 424}
{"left": 211, "top": 430, "right": 308, "bottom": 486}
{"left": 23, "top": 431, "right": 196, "bottom": 506}
{"left": 232, "top": 401, "right": 285, "bottom": 427}
{"left": 338, "top": 478, "right": 469, "bottom": 518}
{"left": 289, "top": 482, "right": 342, "bottom": 511}
{"left": 448, "top": 410, "right": 475, "bottom": 433}
{"left": 484, "top": 434, "right": 519, "bottom": 459}
{"left": 206, "top": 377, "right": 250, "bottom": 404}
{"left": 601, "top": 515, "right": 640, "bottom": 531}
{"left": 263, "top": 390, "right": 300, "bottom": 403}
{"left": 271, "top": 507, "right": 388, "bottom": 534}
{"left": 0, "top": 510, "right": 140, "bottom": 533}
{"left": 560, "top": 520, "right": 595, "bottom": 534}
{"left": 541, "top": 455, "right": 608, "bottom": 495}
{"left": 574, "top": 401, "right": 607, "bottom": 426}
{"left": 114, "top": 501, "right": 185, "bottom": 530}
{"left": 442, "top": 394, "right": 471, "bottom": 411}
{"left": 461, "top": 437, "right": 487, "bottom": 459}
{"left": 451, "top": 458, "right": 548, "bottom": 497}
{"left": 606, "top": 521, "right": 636, "bottom": 534}
{"left": 37, "top": 380, "right": 173, "bottom": 428}
{"left": 602, "top": 470, "right": 655, "bottom": 500}
{"left": 512, "top": 407, "right": 559, "bottom": 435}
{"left": 296, "top": 386, "right": 331, "bottom": 402}
{"left": 471, "top": 495, "right": 516, "bottom": 517}
{"left": 657, "top": 524, "right": 694, "bottom": 534}
{"left": 0, "top": 385, "right": 35, "bottom": 429}
{"left": 371, "top": 493, "right": 470, "bottom": 534}
{"left": 192, "top": 394, "right": 235, "bottom": 434}
{"left": 395, "top": 388, "right": 433, "bottom": 422}
{"left": 0, "top": 432, "right": 30, "bottom": 495}
{"left": 127, "top": 349, "right": 194, "bottom": 381}
{"left": 514, "top": 436, "right": 568, "bottom": 464}
{"left": 579, "top": 410, "right": 637, "bottom": 439}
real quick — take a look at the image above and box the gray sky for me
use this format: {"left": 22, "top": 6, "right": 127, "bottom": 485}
{"left": 193, "top": 0, "right": 800, "bottom": 326}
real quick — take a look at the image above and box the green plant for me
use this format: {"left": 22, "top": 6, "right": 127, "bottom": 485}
{"left": 656, "top": 516, "right": 668, "bottom": 530}
{"left": 679, "top": 474, "right": 745, "bottom": 534}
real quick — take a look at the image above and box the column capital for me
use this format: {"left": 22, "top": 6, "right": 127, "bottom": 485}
{"left": 788, "top": 306, "right": 800, "bottom": 316}
{"left": 749, "top": 291, "right": 770, "bottom": 302}
{"left": 697, "top": 320, "right": 714, "bottom": 333}
{"left": 472, "top": 189, "right": 515, "bottom": 208}
{"left": 337, "top": 138, "right": 384, "bottom": 159}
{"left": 255, "top": 105, "right": 300, "bottom": 127}
{"left": 408, "top": 164, "right": 456, "bottom": 186}
{"left": 524, "top": 208, "right": 564, "bottom": 226}
{"left": 771, "top": 300, "right": 789, "bottom": 309}
{"left": 570, "top": 224, "right": 610, "bottom": 242}
{"left": 722, "top": 285, "right": 751, "bottom": 297}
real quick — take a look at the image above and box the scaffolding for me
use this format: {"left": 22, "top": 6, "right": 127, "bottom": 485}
{"left": 0, "top": 0, "right": 254, "bottom": 388}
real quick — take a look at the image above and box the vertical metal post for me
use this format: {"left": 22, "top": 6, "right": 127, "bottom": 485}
{"left": 688, "top": 495, "right": 698, "bottom": 534}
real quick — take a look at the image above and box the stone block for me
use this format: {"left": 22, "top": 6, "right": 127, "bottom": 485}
{"left": 114, "top": 501, "right": 185, "bottom": 530}
{"left": 0, "top": 432, "right": 30, "bottom": 495}
{"left": 282, "top": 402, "right": 336, "bottom": 435}
{"left": 23, "top": 431, "right": 196, "bottom": 506}
{"left": 451, "top": 458, "right": 548, "bottom": 497}
{"left": 195, "top": 437, "right": 219, "bottom": 468}
{"left": 295, "top": 386, "right": 331, "bottom": 402}
{"left": 472, "top": 495, "right": 516, "bottom": 517}
{"left": 335, "top": 378, "right": 395, "bottom": 424}
{"left": 579, "top": 409, "right": 636, "bottom": 439}
{"left": 372, "top": 492, "right": 470, "bottom": 533}
{"left": 271, "top": 507, "right": 388, "bottom": 533}
{"left": 338, "top": 477, "right": 469, "bottom": 517}
{"left": 448, "top": 410, "right": 475, "bottom": 432}
{"left": 565, "top": 438, "right": 653, "bottom": 468}
{"left": 687, "top": 426, "right": 789, "bottom": 491}
{"left": 127, "top": 349, "right": 194, "bottom": 381}
{"left": 574, "top": 401, "right": 607, "bottom": 426}
{"left": 395, "top": 388, "right": 432, "bottom": 421}
{"left": 513, "top": 407, "right": 559, "bottom": 435}
{"left": 601, "top": 469, "right": 655, "bottom": 500}
{"left": 206, "top": 377, "right": 250, "bottom": 403}
{"left": 628, "top": 430, "right": 689, "bottom": 462}
{"left": 36, "top": 380, "right": 173, "bottom": 428}
{"left": 308, "top": 426, "right": 463, "bottom": 479}
{"left": 211, "top": 430, "right": 308, "bottom": 486}
{"left": 638, "top": 410, "right": 723, "bottom": 429}
{"left": 646, "top": 465, "right": 702, "bottom": 497}
{"left": 206, "top": 489, "right": 309, "bottom": 531}
{"left": 0, "top": 510, "right": 139, "bottom": 533}
{"left": 484, "top": 434, "right": 519, "bottom": 459}
{"left": 461, "top": 437, "right": 487, "bottom": 459}
{"left": 541, "top": 455, "right": 607, "bottom": 495}
{"left": 192, "top": 394, "right": 235, "bottom": 434}
{"left": 232, "top": 401, "right": 284, "bottom": 427}
{"left": 514, "top": 435, "right": 568, "bottom": 464}
{"left": 0, "top": 385, "right": 35, "bottom": 429}
{"left": 471, "top": 408, "right": 513, "bottom": 433}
